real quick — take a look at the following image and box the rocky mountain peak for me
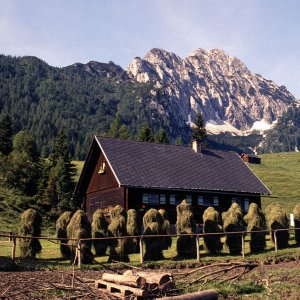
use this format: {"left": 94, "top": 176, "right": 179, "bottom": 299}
{"left": 127, "top": 48, "right": 296, "bottom": 134}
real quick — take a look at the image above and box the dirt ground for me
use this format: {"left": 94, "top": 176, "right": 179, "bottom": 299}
{"left": 0, "top": 259, "right": 299, "bottom": 299}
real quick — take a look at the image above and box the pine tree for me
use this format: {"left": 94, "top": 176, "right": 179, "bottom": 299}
{"left": 137, "top": 124, "right": 154, "bottom": 142}
{"left": 154, "top": 128, "right": 170, "bottom": 144}
{"left": 175, "top": 136, "right": 183, "bottom": 145}
{"left": 108, "top": 116, "right": 130, "bottom": 139}
{"left": 192, "top": 113, "right": 207, "bottom": 143}
{"left": 0, "top": 114, "right": 13, "bottom": 155}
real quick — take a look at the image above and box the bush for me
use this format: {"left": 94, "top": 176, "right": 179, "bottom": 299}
{"left": 176, "top": 200, "right": 197, "bottom": 257}
{"left": 244, "top": 203, "right": 266, "bottom": 252}
{"left": 265, "top": 202, "right": 289, "bottom": 249}
{"left": 91, "top": 209, "right": 108, "bottom": 256}
{"left": 19, "top": 208, "right": 42, "bottom": 258}
{"left": 56, "top": 211, "right": 72, "bottom": 259}
{"left": 143, "top": 208, "right": 165, "bottom": 261}
{"left": 107, "top": 205, "right": 129, "bottom": 262}
{"left": 126, "top": 209, "right": 140, "bottom": 253}
{"left": 293, "top": 203, "right": 300, "bottom": 244}
{"left": 67, "top": 210, "right": 93, "bottom": 264}
{"left": 203, "top": 207, "right": 223, "bottom": 254}
{"left": 222, "top": 203, "right": 244, "bottom": 255}
{"left": 159, "top": 209, "right": 172, "bottom": 249}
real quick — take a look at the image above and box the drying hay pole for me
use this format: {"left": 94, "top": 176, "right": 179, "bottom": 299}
{"left": 19, "top": 208, "right": 42, "bottom": 258}
{"left": 203, "top": 207, "right": 223, "bottom": 254}
{"left": 176, "top": 200, "right": 197, "bottom": 257}
{"left": 293, "top": 203, "right": 300, "bottom": 244}
{"left": 159, "top": 209, "right": 172, "bottom": 249}
{"left": 222, "top": 203, "right": 244, "bottom": 255}
{"left": 107, "top": 205, "right": 129, "bottom": 262}
{"left": 265, "top": 202, "right": 289, "bottom": 249}
{"left": 91, "top": 209, "right": 108, "bottom": 256}
{"left": 56, "top": 211, "right": 72, "bottom": 259}
{"left": 126, "top": 209, "right": 141, "bottom": 253}
{"left": 244, "top": 203, "right": 266, "bottom": 252}
{"left": 67, "top": 210, "right": 93, "bottom": 264}
{"left": 143, "top": 208, "right": 165, "bottom": 261}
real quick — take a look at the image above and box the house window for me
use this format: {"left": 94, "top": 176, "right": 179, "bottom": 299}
{"left": 232, "top": 197, "right": 237, "bottom": 204}
{"left": 170, "top": 195, "right": 175, "bottom": 205}
{"left": 244, "top": 198, "right": 249, "bottom": 212}
{"left": 213, "top": 196, "right": 219, "bottom": 206}
{"left": 186, "top": 195, "right": 192, "bottom": 205}
{"left": 198, "top": 196, "right": 204, "bottom": 205}
{"left": 143, "top": 194, "right": 149, "bottom": 204}
{"left": 160, "top": 194, "right": 166, "bottom": 204}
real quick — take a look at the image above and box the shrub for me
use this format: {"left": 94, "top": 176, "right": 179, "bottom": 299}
{"left": 176, "top": 200, "right": 197, "bottom": 257}
{"left": 19, "top": 208, "right": 42, "bottom": 258}
{"left": 143, "top": 208, "right": 165, "bottom": 261}
{"left": 67, "top": 210, "right": 93, "bottom": 264}
{"left": 126, "top": 209, "right": 141, "bottom": 253}
{"left": 107, "top": 205, "right": 129, "bottom": 262}
{"left": 265, "top": 202, "right": 289, "bottom": 249}
{"left": 293, "top": 203, "right": 300, "bottom": 244}
{"left": 244, "top": 203, "right": 266, "bottom": 252}
{"left": 91, "top": 209, "right": 108, "bottom": 256}
{"left": 56, "top": 211, "right": 72, "bottom": 259}
{"left": 222, "top": 203, "right": 244, "bottom": 255}
{"left": 203, "top": 207, "right": 223, "bottom": 254}
{"left": 159, "top": 209, "right": 172, "bottom": 249}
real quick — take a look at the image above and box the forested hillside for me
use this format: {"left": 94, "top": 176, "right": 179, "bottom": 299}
{"left": 0, "top": 55, "right": 179, "bottom": 159}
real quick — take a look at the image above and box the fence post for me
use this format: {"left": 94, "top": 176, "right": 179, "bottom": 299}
{"left": 196, "top": 235, "right": 200, "bottom": 262}
{"left": 77, "top": 240, "right": 82, "bottom": 268}
{"left": 274, "top": 230, "right": 278, "bottom": 254}
{"left": 241, "top": 234, "right": 245, "bottom": 259}
{"left": 11, "top": 236, "right": 16, "bottom": 263}
{"left": 139, "top": 236, "right": 144, "bottom": 264}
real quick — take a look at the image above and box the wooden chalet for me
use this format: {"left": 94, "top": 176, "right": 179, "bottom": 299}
{"left": 74, "top": 137, "right": 271, "bottom": 223}
{"left": 241, "top": 153, "right": 261, "bottom": 164}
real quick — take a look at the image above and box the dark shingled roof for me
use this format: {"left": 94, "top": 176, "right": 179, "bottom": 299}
{"left": 95, "top": 137, "right": 271, "bottom": 195}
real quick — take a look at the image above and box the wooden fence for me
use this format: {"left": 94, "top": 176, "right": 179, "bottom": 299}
{"left": 0, "top": 228, "right": 299, "bottom": 268}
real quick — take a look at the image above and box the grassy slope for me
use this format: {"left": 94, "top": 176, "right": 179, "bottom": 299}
{"left": 249, "top": 152, "right": 300, "bottom": 213}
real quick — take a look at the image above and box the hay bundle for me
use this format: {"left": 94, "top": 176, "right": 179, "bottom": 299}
{"left": 143, "top": 209, "right": 165, "bottom": 261}
{"left": 203, "top": 207, "right": 223, "bottom": 254}
{"left": 176, "top": 200, "right": 197, "bottom": 257}
{"left": 56, "top": 211, "right": 72, "bottom": 259}
{"left": 265, "top": 202, "right": 289, "bottom": 249}
{"left": 107, "top": 205, "right": 129, "bottom": 262}
{"left": 222, "top": 203, "right": 244, "bottom": 255}
{"left": 159, "top": 209, "right": 172, "bottom": 249}
{"left": 126, "top": 209, "right": 141, "bottom": 253}
{"left": 19, "top": 208, "right": 42, "bottom": 258}
{"left": 244, "top": 203, "right": 266, "bottom": 252}
{"left": 67, "top": 210, "right": 93, "bottom": 264}
{"left": 293, "top": 203, "right": 300, "bottom": 244}
{"left": 92, "top": 209, "right": 108, "bottom": 256}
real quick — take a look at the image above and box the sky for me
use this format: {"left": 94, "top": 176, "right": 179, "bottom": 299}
{"left": 1, "top": 0, "right": 300, "bottom": 98}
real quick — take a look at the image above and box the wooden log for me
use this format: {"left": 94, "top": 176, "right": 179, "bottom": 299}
{"left": 135, "top": 271, "right": 175, "bottom": 291}
{"left": 95, "top": 279, "right": 148, "bottom": 298}
{"left": 102, "top": 272, "right": 147, "bottom": 288}
{"left": 162, "top": 289, "right": 218, "bottom": 300}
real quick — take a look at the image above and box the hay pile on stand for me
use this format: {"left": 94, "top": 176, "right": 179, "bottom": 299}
{"left": 107, "top": 205, "right": 129, "bottom": 262}
{"left": 126, "top": 209, "right": 141, "bottom": 253}
{"left": 265, "top": 202, "right": 289, "bottom": 249}
{"left": 222, "top": 203, "right": 244, "bottom": 255}
{"left": 159, "top": 209, "right": 172, "bottom": 249}
{"left": 19, "top": 208, "right": 42, "bottom": 258}
{"left": 56, "top": 211, "right": 72, "bottom": 259}
{"left": 91, "top": 209, "right": 108, "bottom": 256}
{"left": 67, "top": 210, "right": 93, "bottom": 264}
{"left": 176, "top": 200, "right": 197, "bottom": 257}
{"left": 244, "top": 203, "right": 266, "bottom": 252}
{"left": 143, "top": 208, "right": 165, "bottom": 261}
{"left": 293, "top": 203, "right": 300, "bottom": 244}
{"left": 203, "top": 207, "right": 223, "bottom": 254}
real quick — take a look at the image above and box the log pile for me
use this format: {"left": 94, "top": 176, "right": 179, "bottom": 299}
{"left": 95, "top": 270, "right": 177, "bottom": 299}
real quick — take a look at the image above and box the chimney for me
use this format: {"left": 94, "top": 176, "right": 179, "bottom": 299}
{"left": 192, "top": 139, "right": 202, "bottom": 153}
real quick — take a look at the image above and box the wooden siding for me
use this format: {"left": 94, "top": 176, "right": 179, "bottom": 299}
{"left": 87, "top": 152, "right": 119, "bottom": 193}
{"left": 86, "top": 187, "right": 125, "bottom": 220}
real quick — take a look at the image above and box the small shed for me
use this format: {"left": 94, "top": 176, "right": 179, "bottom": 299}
{"left": 241, "top": 153, "right": 261, "bottom": 164}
